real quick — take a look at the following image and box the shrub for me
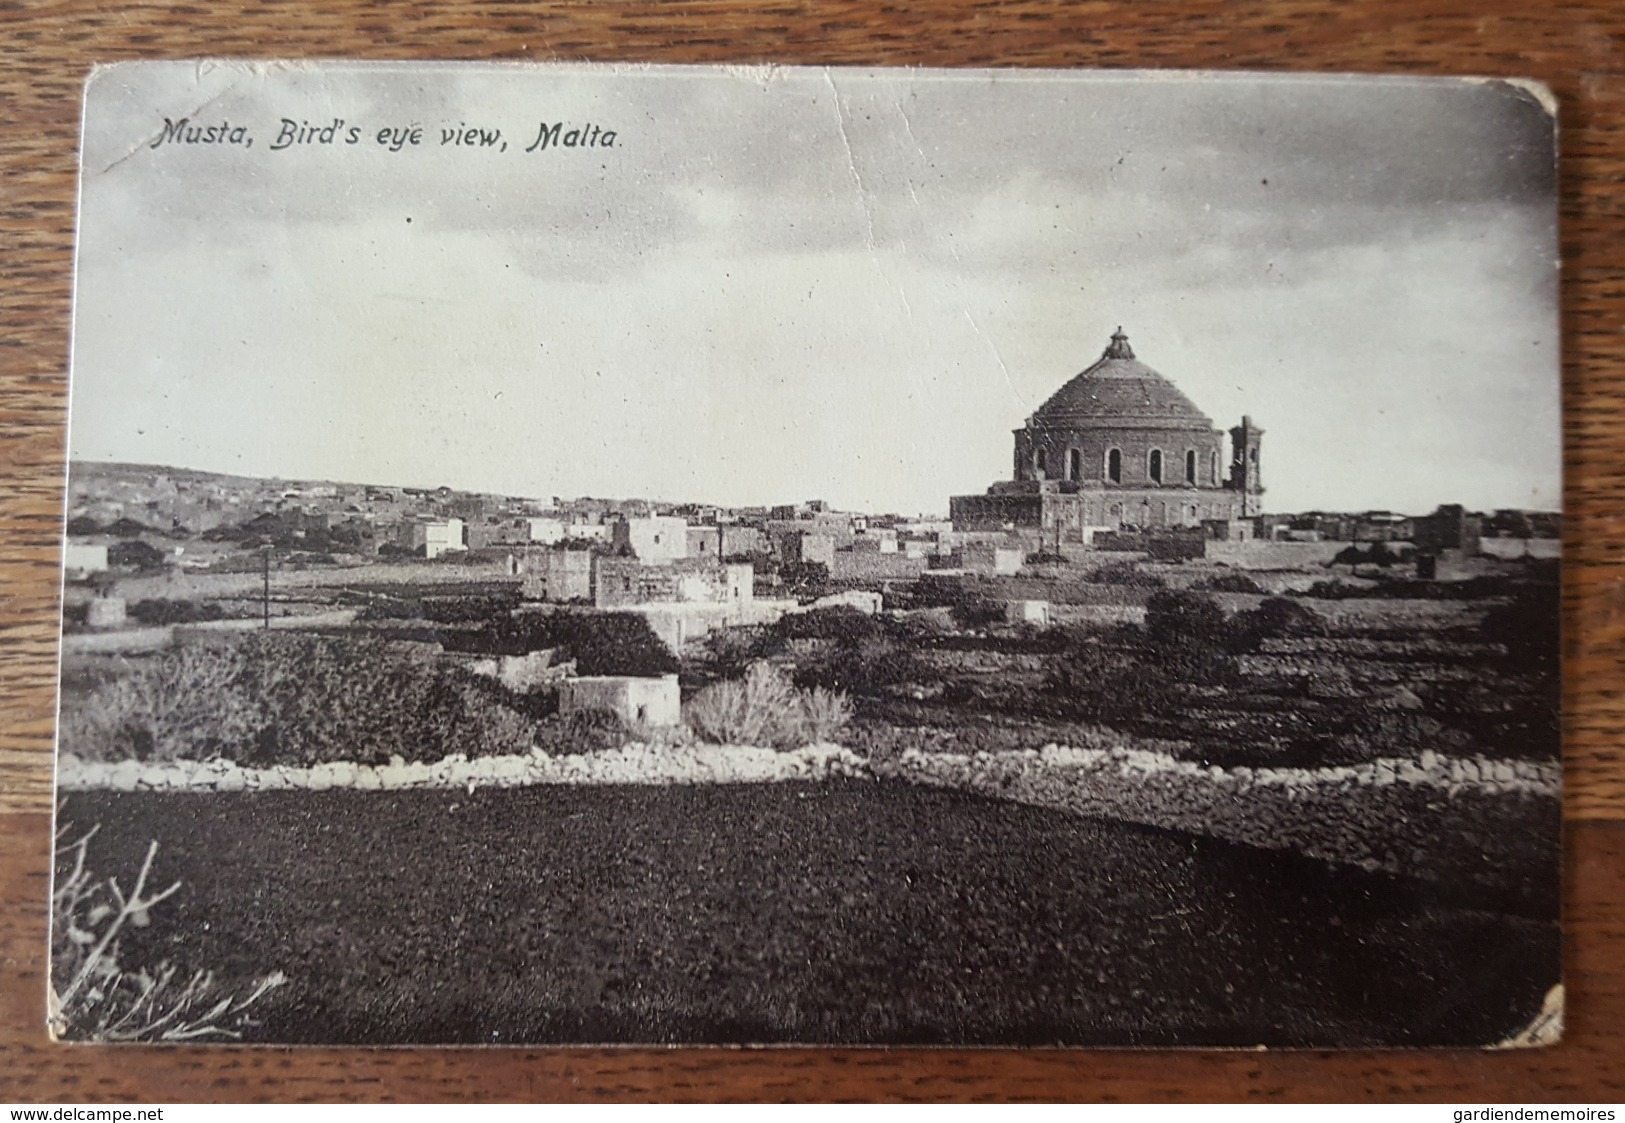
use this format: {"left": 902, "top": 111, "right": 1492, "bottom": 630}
{"left": 1044, "top": 591, "right": 1237, "bottom": 723}
{"left": 779, "top": 561, "right": 831, "bottom": 599}
{"left": 1228, "top": 596, "right": 1323, "bottom": 652}
{"left": 1192, "top": 572, "right": 1263, "bottom": 594}
{"left": 419, "top": 593, "right": 520, "bottom": 624}
{"left": 1087, "top": 561, "right": 1165, "bottom": 587}
{"left": 1332, "top": 542, "right": 1400, "bottom": 568}
{"left": 61, "top": 642, "right": 259, "bottom": 763}
{"left": 948, "top": 596, "right": 1006, "bottom": 630}
{"left": 1324, "top": 712, "right": 1474, "bottom": 766}
{"left": 106, "top": 517, "right": 161, "bottom": 539}
{"left": 107, "top": 540, "right": 167, "bottom": 572}
{"left": 686, "top": 662, "right": 795, "bottom": 748}
{"left": 455, "top": 611, "right": 678, "bottom": 676}
{"left": 685, "top": 662, "right": 851, "bottom": 750}
{"left": 51, "top": 822, "right": 286, "bottom": 1042}
{"left": 358, "top": 597, "right": 426, "bottom": 621}
{"left": 127, "top": 600, "right": 229, "bottom": 626}
{"left": 1304, "top": 579, "right": 1365, "bottom": 600}
{"left": 772, "top": 606, "right": 884, "bottom": 644}
{"left": 799, "top": 686, "right": 855, "bottom": 743}
{"left": 532, "top": 709, "right": 636, "bottom": 756}
{"left": 1144, "top": 589, "right": 1228, "bottom": 653}
{"left": 888, "top": 608, "right": 956, "bottom": 641}
{"left": 698, "top": 625, "right": 769, "bottom": 678}
{"left": 791, "top": 634, "right": 933, "bottom": 696}
{"left": 1045, "top": 639, "right": 1174, "bottom": 725}
{"left": 1481, "top": 583, "right": 1561, "bottom": 674}
{"left": 61, "top": 633, "right": 536, "bottom": 766}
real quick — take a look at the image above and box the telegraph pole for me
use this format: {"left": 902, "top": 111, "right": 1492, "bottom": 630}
{"left": 262, "top": 546, "right": 271, "bottom": 628}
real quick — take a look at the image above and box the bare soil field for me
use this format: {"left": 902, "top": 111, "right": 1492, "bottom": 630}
{"left": 57, "top": 781, "right": 1556, "bottom": 1047}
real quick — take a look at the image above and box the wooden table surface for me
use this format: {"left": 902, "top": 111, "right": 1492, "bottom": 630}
{"left": 2, "top": 0, "right": 1622, "bottom": 1103}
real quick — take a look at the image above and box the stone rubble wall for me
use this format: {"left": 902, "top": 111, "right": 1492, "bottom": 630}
{"left": 55, "top": 743, "right": 870, "bottom": 793}
{"left": 55, "top": 740, "right": 1558, "bottom": 892}
{"left": 875, "top": 744, "right": 1559, "bottom": 893}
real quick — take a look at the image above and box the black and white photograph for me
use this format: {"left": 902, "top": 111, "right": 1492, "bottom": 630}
{"left": 52, "top": 61, "right": 1562, "bottom": 1048}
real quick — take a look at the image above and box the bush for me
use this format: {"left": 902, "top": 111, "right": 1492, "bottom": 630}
{"left": 685, "top": 662, "right": 852, "bottom": 749}
{"left": 107, "top": 540, "right": 167, "bottom": 572}
{"left": 51, "top": 822, "right": 286, "bottom": 1042}
{"left": 531, "top": 709, "right": 635, "bottom": 756}
{"left": 127, "top": 600, "right": 229, "bottom": 626}
{"left": 791, "top": 634, "right": 934, "bottom": 696}
{"left": 358, "top": 598, "right": 426, "bottom": 621}
{"left": 771, "top": 606, "right": 884, "bottom": 644}
{"left": 1324, "top": 712, "right": 1474, "bottom": 766}
{"left": 1228, "top": 596, "right": 1323, "bottom": 652}
{"left": 1192, "top": 572, "right": 1263, "bottom": 594}
{"left": 61, "top": 633, "right": 536, "bottom": 766}
{"left": 1045, "top": 639, "right": 1175, "bottom": 725}
{"left": 420, "top": 593, "right": 520, "bottom": 623}
{"left": 686, "top": 662, "right": 798, "bottom": 749}
{"left": 948, "top": 596, "right": 1006, "bottom": 630}
{"left": 1304, "top": 579, "right": 1365, "bottom": 600}
{"left": 1481, "top": 584, "right": 1561, "bottom": 674}
{"left": 1332, "top": 541, "right": 1400, "bottom": 568}
{"left": 697, "top": 625, "right": 769, "bottom": 678}
{"left": 1042, "top": 591, "right": 1238, "bottom": 724}
{"left": 778, "top": 561, "right": 831, "bottom": 599}
{"left": 799, "top": 686, "right": 855, "bottom": 743}
{"left": 1145, "top": 589, "right": 1228, "bottom": 653}
{"left": 453, "top": 611, "right": 679, "bottom": 676}
{"left": 887, "top": 608, "right": 957, "bottom": 641}
{"left": 61, "top": 642, "right": 259, "bottom": 763}
{"left": 1087, "top": 561, "right": 1165, "bottom": 587}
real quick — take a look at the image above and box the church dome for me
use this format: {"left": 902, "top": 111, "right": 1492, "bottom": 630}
{"left": 1028, "top": 329, "right": 1215, "bottom": 431}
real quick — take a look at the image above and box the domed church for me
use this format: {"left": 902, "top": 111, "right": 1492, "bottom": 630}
{"left": 949, "top": 329, "right": 1264, "bottom": 541}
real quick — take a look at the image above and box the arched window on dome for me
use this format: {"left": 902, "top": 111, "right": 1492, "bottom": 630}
{"left": 1148, "top": 449, "right": 1163, "bottom": 485}
{"left": 1106, "top": 448, "right": 1122, "bottom": 484}
{"left": 1068, "top": 448, "right": 1082, "bottom": 482}
{"left": 1185, "top": 449, "right": 1197, "bottom": 485}
{"left": 1210, "top": 450, "right": 1220, "bottom": 485}
{"left": 1034, "top": 448, "right": 1048, "bottom": 479}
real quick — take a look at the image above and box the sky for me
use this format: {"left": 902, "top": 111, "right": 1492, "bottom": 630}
{"left": 70, "top": 62, "right": 1561, "bottom": 517}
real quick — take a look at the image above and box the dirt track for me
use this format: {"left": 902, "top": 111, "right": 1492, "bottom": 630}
{"left": 59, "top": 781, "right": 1557, "bottom": 1047}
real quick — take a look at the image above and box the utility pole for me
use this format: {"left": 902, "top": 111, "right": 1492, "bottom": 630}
{"left": 262, "top": 547, "right": 271, "bottom": 629}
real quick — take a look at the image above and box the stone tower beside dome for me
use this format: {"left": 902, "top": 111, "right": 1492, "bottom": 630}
{"left": 949, "top": 329, "right": 1264, "bottom": 541}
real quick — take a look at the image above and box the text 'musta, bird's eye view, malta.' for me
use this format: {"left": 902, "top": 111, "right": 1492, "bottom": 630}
{"left": 52, "top": 62, "right": 1561, "bottom": 1048}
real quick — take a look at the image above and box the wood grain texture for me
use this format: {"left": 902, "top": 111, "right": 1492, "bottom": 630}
{"left": 1, "top": 0, "right": 1621, "bottom": 1101}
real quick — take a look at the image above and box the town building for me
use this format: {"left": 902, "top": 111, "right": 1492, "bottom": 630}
{"left": 559, "top": 673, "right": 682, "bottom": 728}
{"left": 611, "top": 515, "right": 688, "bottom": 562}
{"left": 519, "top": 546, "right": 595, "bottom": 602}
{"left": 63, "top": 541, "right": 109, "bottom": 580}
{"left": 780, "top": 530, "right": 836, "bottom": 568}
{"left": 594, "top": 557, "right": 753, "bottom": 610}
{"left": 1413, "top": 504, "right": 1483, "bottom": 556}
{"left": 399, "top": 517, "right": 465, "bottom": 559}
{"left": 950, "top": 329, "right": 1263, "bottom": 542}
{"left": 593, "top": 556, "right": 767, "bottom": 652}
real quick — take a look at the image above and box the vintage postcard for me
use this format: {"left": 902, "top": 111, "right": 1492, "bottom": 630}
{"left": 53, "top": 61, "right": 1561, "bottom": 1047}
